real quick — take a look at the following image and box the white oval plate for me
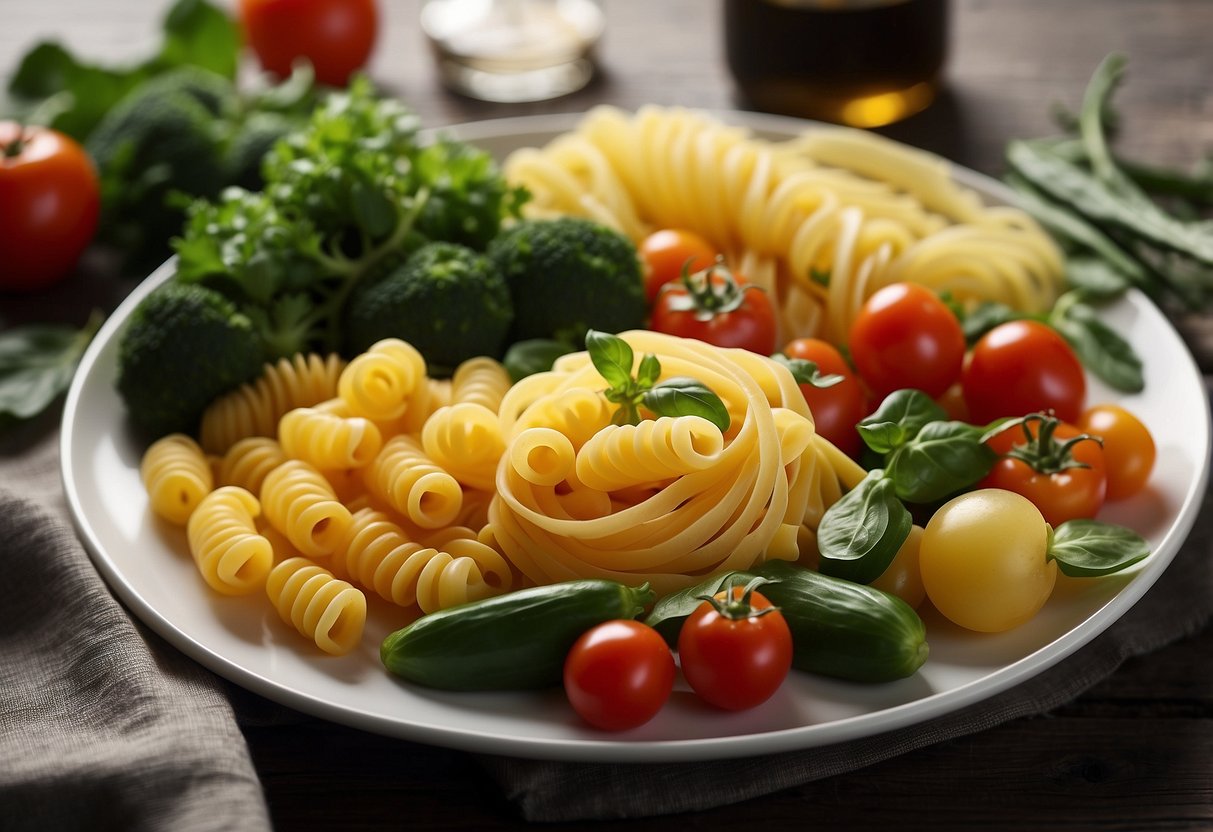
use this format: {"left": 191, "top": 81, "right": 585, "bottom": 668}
{"left": 61, "top": 112, "right": 1210, "bottom": 763}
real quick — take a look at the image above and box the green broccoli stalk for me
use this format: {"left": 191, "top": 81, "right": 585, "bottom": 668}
{"left": 115, "top": 281, "right": 265, "bottom": 440}
{"left": 343, "top": 242, "right": 514, "bottom": 375}
{"left": 488, "top": 217, "right": 647, "bottom": 345}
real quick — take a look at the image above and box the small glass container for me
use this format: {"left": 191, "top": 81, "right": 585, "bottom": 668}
{"left": 421, "top": 0, "right": 605, "bottom": 103}
{"left": 723, "top": 0, "right": 950, "bottom": 128}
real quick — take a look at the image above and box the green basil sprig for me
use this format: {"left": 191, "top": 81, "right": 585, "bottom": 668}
{"left": 856, "top": 388, "right": 947, "bottom": 454}
{"left": 1048, "top": 519, "right": 1150, "bottom": 577}
{"left": 586, "top": 330, "right": 730, "bottom": 432}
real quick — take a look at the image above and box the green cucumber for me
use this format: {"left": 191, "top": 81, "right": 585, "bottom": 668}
{"left": 380, "top": 579, "right": 655, "bottom": 691}
{"left": 645, "top": 560, "right": 928, "bottom": 683}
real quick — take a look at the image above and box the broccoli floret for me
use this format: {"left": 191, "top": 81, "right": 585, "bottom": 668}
{"left": 488, "top": 217, "right": 646, "bottom": 345}
{"left": 116, "top": 281, "right": 265, "bottom": 440}
{"left": 222, "top": 111, "right": 298, "bottom": 190}
{"left": 86, "top": 68, "right": 230, "bottom": 268}
{"left": 342, "top": 242, "right": 513, "bottom": 375}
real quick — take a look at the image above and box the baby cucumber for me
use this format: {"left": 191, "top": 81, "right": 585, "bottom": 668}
{"left": 646, "top": 559, "right": 928, "bottom": 683}
{"left": 380, "top": 579, "right": 655, "bottom": 691}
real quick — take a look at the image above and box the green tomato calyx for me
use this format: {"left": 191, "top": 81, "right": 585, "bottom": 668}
{"left": 697, "top": 575, "right": 781, "bottom": 621}
{"left": 998, "top": 412, "right": 1103, "bottom": 475}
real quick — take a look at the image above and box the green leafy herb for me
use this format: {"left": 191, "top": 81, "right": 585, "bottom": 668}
{"left": 771, "top": 353, "right": 844, "bottom": 388}
{"left": 885, "top": 421, "right": 997, "bottom": 504}
{"left": 1048, "top": 519, "right": 1150, "bottom": 577}
{"left": 816, "top": 470, "right": 913, "bottom": 585}
{"left": 856, "top": 389, "right": 948, "bottom": 455}
{"left": 586, "top": 330, "right": 730, "bottom": 431}
{"left": 0, "top": 312, "right": 102, "bottom": 426}
{"left": 502, "top": 338, "right": 574, "bottom": 382}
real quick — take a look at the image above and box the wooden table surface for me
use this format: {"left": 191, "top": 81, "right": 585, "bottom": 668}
{"left": 4, "top": 1, "right": 1212, "bottom": 829}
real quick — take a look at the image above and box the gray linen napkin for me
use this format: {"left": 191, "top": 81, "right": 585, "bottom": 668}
{"left": 0, "top": 423, "right": 272, "bottom": 832}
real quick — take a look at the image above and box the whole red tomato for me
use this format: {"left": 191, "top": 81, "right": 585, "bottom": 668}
{"left": 963, "top": 319, "right": 1085, "bottom": 425}
{"left": 981, "top": 413, "right": 1107, "bottom": 526}
{"left": 677, "top": 579, "right": 793, "bottom": 711}
{"left": 639, "top": 228, "right": 718, "bottom": 304}
{"left": 848, "top": 282, "right": 966, "bottom": 400}
{"left": 782, "top": 337, "right": 866, "bottom": 457}
{"left": 563, "top": 620, "right": 675, "bottom": 731}
{"left": 650, "top": 262, "right": 777, "bottom": 354}
{"left": 0, "top": 122, "right": 99, "bottom": 292}
{"left": 238, "top": 0, "right": 379, "bottom": 87}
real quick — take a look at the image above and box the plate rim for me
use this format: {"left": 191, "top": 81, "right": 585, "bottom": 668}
{"left": 59, "top": 109, "right": 1213, "bottom": 762}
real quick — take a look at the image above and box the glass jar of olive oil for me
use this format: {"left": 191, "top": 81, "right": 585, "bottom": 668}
{"left": 723, "top": 0, "right": 950, "bottom": 127}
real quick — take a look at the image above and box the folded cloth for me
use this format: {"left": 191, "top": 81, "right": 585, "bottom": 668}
{"left": 481, "top": 477, "right": 1213, "bottom": 822}
{"left": 0, "top": 425, "right": 272, "bottom": 832}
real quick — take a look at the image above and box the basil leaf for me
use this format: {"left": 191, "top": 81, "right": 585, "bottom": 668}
{"left": 771, "top": 353, "right": 843, "bottom": 388}
{"left": 644, "top": 570, "right": 753, "bottom": 645}
{"left": 585, "top": 329, "right": 634, "bottom": 389}
{"left": 858, "top": 389, "right": 948, "bottom": 455}
{"left": 957, "top": 300, "right": 1023, "bottom": 344}
{"left": 636, "top": 353, "right": 661, "bottom": 388}
{"left": 0, "top": 314, "right": 101, "bottom": 424}
{"left": 502, "top": 338, "right": 573, "bottom": 382}
{"left": 886, "top": 421, "right": 997, "bottom": 503}
{"left": 817, "top": 471, "right": 912, "bottom": 584}
{"left": 1051, "top": 301, "right": 1145, "bottom": 393}
{"left": 642, "top": 377, "right": 730, "bottom": 432}
{"left": 1048, "top": 519, "right": 1150, "bottom": 577}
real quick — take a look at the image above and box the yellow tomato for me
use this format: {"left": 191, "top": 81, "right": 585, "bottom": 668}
{"left": 920, "top": 489, "right": 1057, "bottom": 633}
{"left": 870, "top": 524, "right": 926, "bottom": 609}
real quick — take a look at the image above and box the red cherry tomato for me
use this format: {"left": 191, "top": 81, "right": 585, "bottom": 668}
{"left": 677, "top": 581, "right": 793, "bottom": 711}
{"left": 981, "top": 413, "right": 1107, "bottom": 526}
{"left": 639, "top": 228, "right": 719, "bottom": 304}
{"left": 650, "top": 262, "right": 777, "bottom": 355}
{"left": 238, "top": 0, "right": 379, "bottom": 87}
{"left": 1078, "top": 404, "right": 1156, "bottom": 500}
{"left": 962, "top": 320, "right": 1086, "bottom": 425}
{"left": 848, "top": 282, "right": 966, "bottom": 400}
{"left": 0, "top": 122, "right": 99, "bottom": 292}
{"left": 563, "top": 620, "right": 675, "bottom": 731}
{"left": 782, "top": 337, "right": 866, "bottom": 457}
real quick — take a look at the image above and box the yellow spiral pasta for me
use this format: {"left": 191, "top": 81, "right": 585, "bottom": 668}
{"left": 214, "top": 437, "right": 288, "bottom": 495}
{"left": 337, "top": 338, "right": 428, "bottom": 423}
{"left": 574, "top": 415, "right": 725, "bottom": 492}
{"left": 487, "top": 329, "right": 866, "bottom": 596}
{"left": 185, "top": 486, "right": 273, "bottom": 595}
{"left": 278, "top": 406, "right": 383, "bottom": 471}
{"left": 508, "top": 427, "right": 576, "bottom": 487}
{"left": 504, "top": 105, "right": 1065, "bottom": 345}
{"left": 333, "top": 506, "right": 513, "bottom": 612}
{"left": 140, "top": 433, "right": 214, "bottom": 525}
{"left": 449, "top": 356, "right": 511, "bottom": 413}
{"left": 199, "top": 353, "right": 346, "bottom": 455}
{"left": 260, "top": 459, "right": 353, "bottom": 558}
{"left": 420, "top": 402, "right": 506, "bottom": 491}
{"left": 265, "top": 557, "right": 366, "bottom": 655}
{"left": 499, "top": 383, "right": 613, "bottom": 448}
{"left": 362, "top": 435, "right": 463, "bottom": 529}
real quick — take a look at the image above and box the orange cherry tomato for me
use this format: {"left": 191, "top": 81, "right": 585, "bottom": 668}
{"left": 638, "top": 228, "right": 718, "bottom": 304}
{"left": 1078, "top": 404, "right": 1156, "bottom": 500}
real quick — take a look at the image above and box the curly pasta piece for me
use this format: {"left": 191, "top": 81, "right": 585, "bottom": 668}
{"left": 265, "top": 557, "right": 366, "bottom": 655}
{"left": 185, "top": 486, "right": 273, "bottom": 595}
{"left": 337, "top": 338, "right": 427, "bottom": 422}
{"left": 141, "top": 433, "right": 214, "bottom": 525}
{"left": 260, "top": 459, "right": 352, "bottom": 558}
{"left": 199, "top": 353, "right": 346, "bottom": 455}
{"left": 450, "top": 356, "right": 511, "bottom": 413}
{"left": 333, "top": 506, "right": 512, "bottom": 612}
{"left": 508, "top": 427, "right": 576, "bottom": 487}
{"left": 574, "top": 415, "right": 725, "bottom": 492}
{"left": 278, "top": 406, "right": 383, "bottom": 471}
{"left": 420, "top": 402, "right": 506, "bottom": 491}
{"left": 215, "top": 437, "right": 288, "bottom": 495}
{"left": 362, "top": 435, "right": 463, "bottom": 529}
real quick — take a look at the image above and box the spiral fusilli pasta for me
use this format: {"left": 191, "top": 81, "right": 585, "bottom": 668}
{"left": 260, "top": 459, "right": 353, "bottom": 558}
{"left": 186, "top": 486, "right": 274, "bottom": 595}
{"left": 265, "top": 557, "right": 366, "bottom": 655}
{"left": 141, "top": 433, "right": 214, "bottom": 525}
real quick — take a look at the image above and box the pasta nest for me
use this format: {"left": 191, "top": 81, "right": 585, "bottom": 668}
{"left": 488, "top": 329, "right": 865, "bottom": 597}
